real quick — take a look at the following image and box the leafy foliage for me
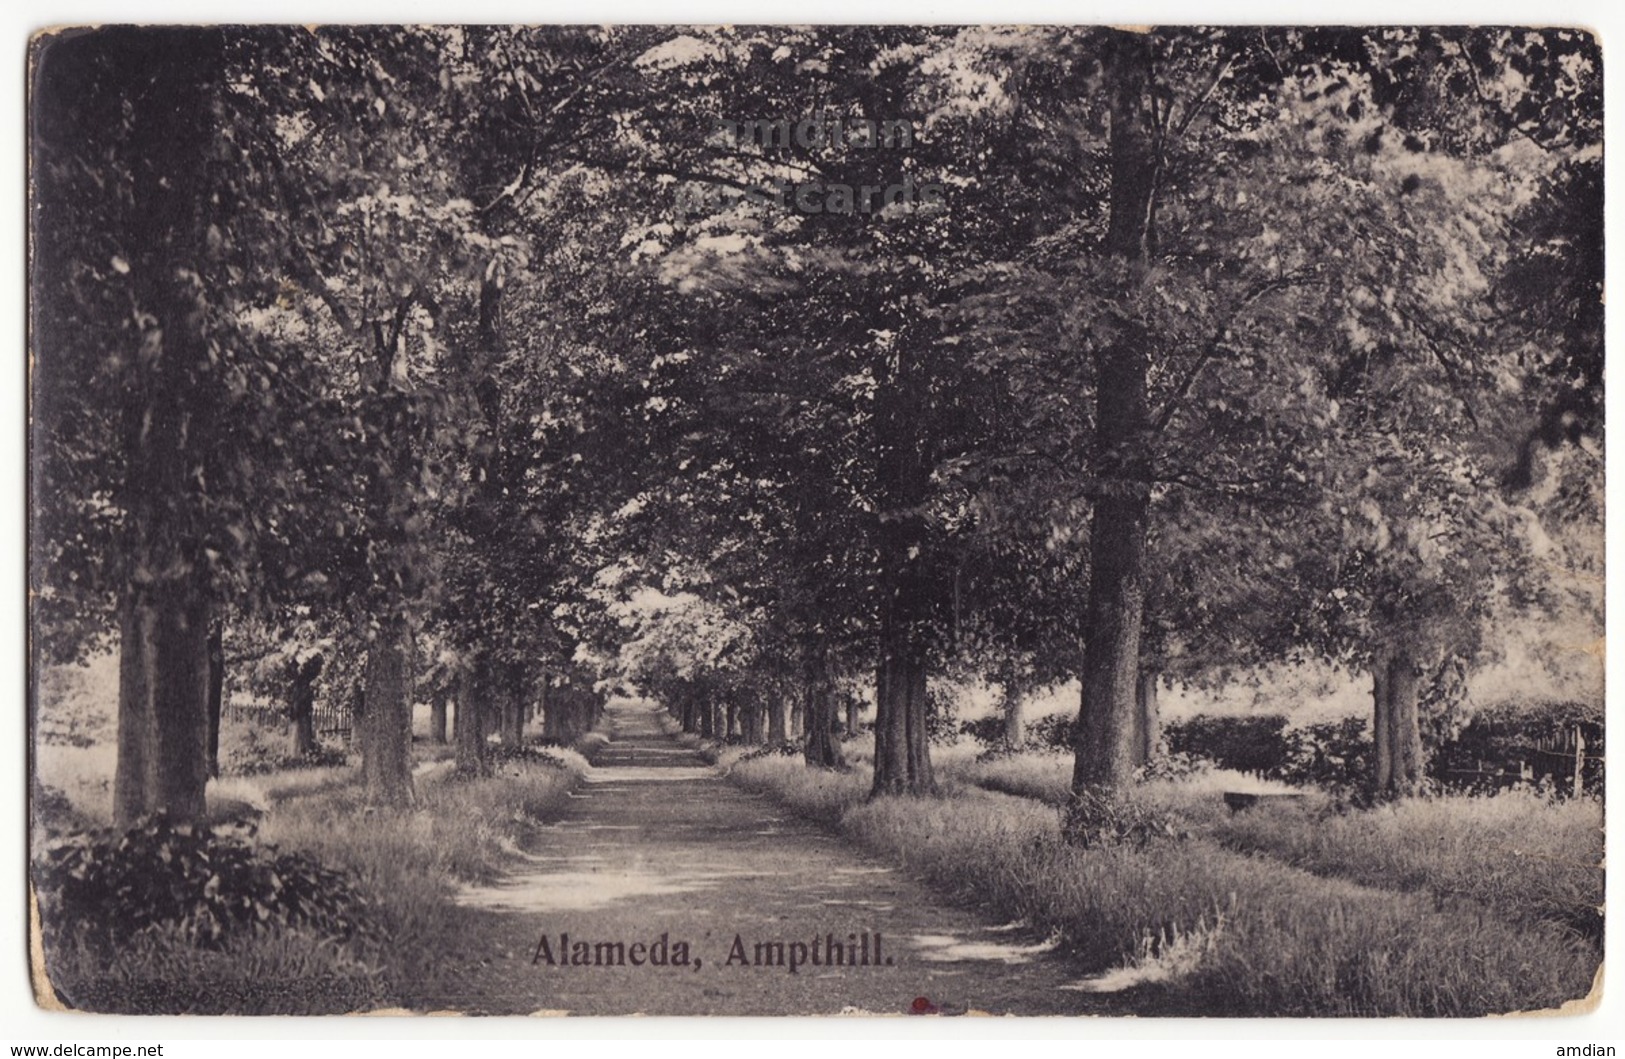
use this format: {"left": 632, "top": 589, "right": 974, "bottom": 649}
{"left": 1277, "top": 717, "right": 1372, "bottom": 791}
{"left": 1164, "top": 715, "right": 1292, "bottom": 776}
{"left": 34, "top": 815, "right": 377, "bottom": 953}
{"left": 1061, "top": 787, "right": 1186, "bottom": 850}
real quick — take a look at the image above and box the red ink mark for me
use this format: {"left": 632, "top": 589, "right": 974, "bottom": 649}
{"left": 910, "top": 996, "right": 938, "bottom": 1015}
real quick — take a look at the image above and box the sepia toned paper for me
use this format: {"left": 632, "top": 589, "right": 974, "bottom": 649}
{"left": 25, "top": 24, "right": 1604, "bottom": 1021}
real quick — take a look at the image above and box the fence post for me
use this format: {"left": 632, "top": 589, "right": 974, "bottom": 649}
{"left": 1573, "top": 725, "right": 1585, "bottom": 798}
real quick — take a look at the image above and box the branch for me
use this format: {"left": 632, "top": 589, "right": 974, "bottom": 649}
{"left": 1391, "top": 302, "right": 1481, "bottom": 429}
{"left": 564, "top": 151, "right": 780, "bottom": 199}
{"left": 1171, "top": 52, "right": 1238, "bottom": 141}
{"left": 1447, "top": 36, "right": 1572, "bottom": 154}
{"left": 1150, "top": 269, "right": 1321, "bottom": 435}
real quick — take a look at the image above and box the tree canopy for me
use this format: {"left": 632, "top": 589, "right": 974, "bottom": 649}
{"left": 29, "top": 25, "right": 1601, "bottom": 819}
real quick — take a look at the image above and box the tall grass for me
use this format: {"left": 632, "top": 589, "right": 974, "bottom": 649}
{"left": 728, "top": 754, "right": 1600, "bottom": 1017}
{"left": 40, "top": 752, "right": 588, "bottom": 1014}
{"left": 1207, "top": 790, "right": 1604, "bottom": 943}
{"left": 943, "top": 746, "right": 1602, "bottom": 944}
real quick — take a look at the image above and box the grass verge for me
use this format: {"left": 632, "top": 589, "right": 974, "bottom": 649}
{"left": 38, "top": 749, "right": 589, "bottom": 1014}
{"left": 944, "top": 748, "right": 1603, "bottom": 945}
{"left": 728, "top": 754, "right": 1600, "bottom": 1017}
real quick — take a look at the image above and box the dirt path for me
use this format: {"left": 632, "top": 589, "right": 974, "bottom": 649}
{"left": 416, "top": 698, "right": 1131, "bottom": 1017}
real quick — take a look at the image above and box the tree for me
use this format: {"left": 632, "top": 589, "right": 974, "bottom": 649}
{"left": 32, "top": 28, "right": 271, "bottom": 823}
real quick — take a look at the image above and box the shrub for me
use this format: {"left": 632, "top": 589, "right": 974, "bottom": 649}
{"left": 1277, "top": 717, "right": 1371, "bottom": 791}
{"left": 1137, "top": 750, "right": 1211, "bottom": 782}
{"left": 925, "top": 685, "right": 961, "bottom": 745}
{"left": 1430, "top": 699, "right": 1603, "bottom": 794}
{"left": 34, "top": 815, "right": 376, "bottom": 955}
{"left": 220, "top": 718, "right": 348, "bottom": 776}
{"left": 1164, "top": 714, "right": 1290, "bottom": 776}
{"left": 1062, "top": 787, "right": 1185, "bottom": 849}
{"left": 1024, "top": 712, "right": 1079, "bottom": 752}
{"left": 960, "top": 714, "right": 1008, "bottom": 748}
{"left": 735, "top": 740, "right": 803, "bottom": 763}
{"left": 486, "top": 743, "right": 572, "bottom": 769}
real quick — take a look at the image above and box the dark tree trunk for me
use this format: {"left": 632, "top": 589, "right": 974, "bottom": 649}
{"left": 93, "top": 30, "right": 227, "bottom": 826}
{"left": 699, "top": 695, "right": 715, "bottom": 739}
{"left": 725, "top": 697, "right": 738, "bottom": 741}
{"left": 1072, "top": 31, "right": 1158, "bottom": 796}
{"left": 1131, "top": 668, "right": 1160, "bottom": 767}
{"left": 114, "top": 586, "right": 212, "bottom": 825}
{"left": 873, "top": 652, "right": 934, "bottom": 796}
{"left": 741, "top": 695, "right": 763, "bottom": 744}
{"left": 803, "top": 664, "right": 846, "bottom": 770}
{"left": 788, "top": 695, "right": 803, "bottom": 742}
{"left": 870, "top": 324, "right": 939, "bottom": 796}
{"left": 206, "top": 624, "right": 225, "bottom": 778}
{"left": 767, "top": 694, "right": 787, "bottom": 743}
{"left": 845, "top": 693, "right": 860, "bottom": 736}
{"left": 455, "top": 658, "right": 490, "bottom": 777}
{"left": 544, "top": 675, "right": 566, "bottom": 741}
{"left": 429, "top": 688, "right": 448, "bottom": 744}
{"left": 1373, "top": 649, "right": 1424, "bottom": 797}
{"left": 499, "top": 662, "right": 526, "bottom": 747}
{"left": 288, "top": 653, "right": 323, "bottom": 757}
{"left": 361, "top": 616, "right": 415, "bottom": 806}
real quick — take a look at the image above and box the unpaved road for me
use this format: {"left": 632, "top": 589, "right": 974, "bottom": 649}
{"left": 418, "top": 698, "right": 1132, "bottom": 1017}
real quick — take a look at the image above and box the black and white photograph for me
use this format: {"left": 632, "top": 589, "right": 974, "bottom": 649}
{"left": 24, "top": 23, "right": 1605, "bottom": 1020}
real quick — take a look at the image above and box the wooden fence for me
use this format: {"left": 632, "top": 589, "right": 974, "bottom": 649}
{"left": 223, "top": 699, "right": 352, "bottom": 744}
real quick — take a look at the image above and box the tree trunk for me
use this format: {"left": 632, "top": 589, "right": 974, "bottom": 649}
{"left": 788, "top": 695, "right": 803, "bottom": 742}
{"left": 725, "top": 697, "right": 739, "bottom": 741}
{"left": 1131, "top": 668, "right": 1160, "bottom": 767}
{"left": 361, "top": 616, "right": 416, "bottom": 806}
{"left": 767, "top": 694, "right": 788, "bottom": 743}
{"left": 1373, "top": 649, "right": 1424, "bottom": 797}
{"left": 845, "top": 693, "right": 860, "bottom": 736}
{"left": 873, "top": 652, "right": 935, "bottom": 796}
{"left": 699, "top": 695, "right": 716, "bottom": 739}
{"left": 429, "top": 688, "right": 448, "bottom": 744}
{"left": 1002, "top": 683, "right": 1024, "bottom": 746}
{"left": 1372, "top": 655, "right": 1392, "bottom": 793}
{"left": 1071, "top": 30, "right": 1158, "bottom": 797}
{"left": 114, "top": 586, "right": 212, "bottom": 824}
{"left": 103, "top": 30, "right": 227, "bottom": 827}
{"left": 741, "top": 694, "right": 763, "bottom": 744}
{"left": 499, "top": 662, "right": 526, "bottom": 747}
{"left": 544, "top": 676, "right": 566, "bottom": 741}
{"left": 288, "top": 653, "right": 322, "bottom": 757}
{"left": 803, "top": 678, "right": 846, "bottom": 770}
{"left": 206, "top": 624, "right": 225, "bottom": 778}
{"left": 455, "top": 659, "right": 490, "bottom": 777}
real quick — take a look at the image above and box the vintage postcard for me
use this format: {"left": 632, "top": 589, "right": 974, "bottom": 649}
{"left": 25, "top": 25, "right": 1603, "bottom": 1019}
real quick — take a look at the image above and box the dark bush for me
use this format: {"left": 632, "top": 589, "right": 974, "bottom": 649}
{"left": 1061, "top": 787, "right": 1185, "bottom": 849}
{"left": 34, "top": 815, "right": 377, "bottom": 954}
{"left": 960, "top": 714, "right": 1008, "bottom": 748}
{"left": 925, "top": 686, "right": 961, "bottom": 745}
{"left": 1137, "top": 749, "right": 1210, "bottom": 781}
{"left": 1164, "top": 714, "right": 1290, "bottom": 776}
{"left": 1024, "top": 712, "right": 1079, "bottom": 752}
{"left": 1277, "top": 717, "right": 1371, "bottom": 790}
{"left": 1429, "top": 699, "right": 1603, "bottom": 794}
{"left": 486, "top": 743, "right": 571, "bottom": 769}
{"left": 736, "top": 741, "right": 802, "bottom": 763}
{"left": 221, "top": 723, "right": 348, "bottom": 776}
